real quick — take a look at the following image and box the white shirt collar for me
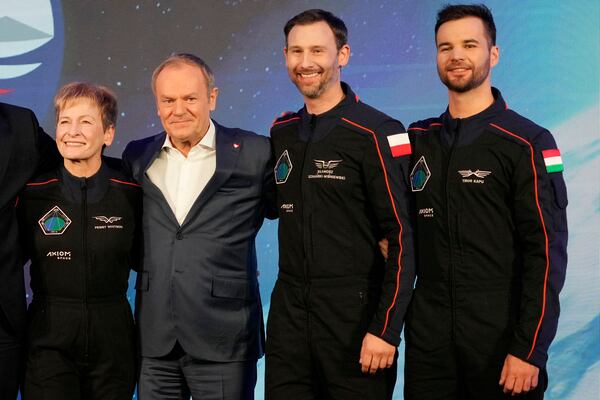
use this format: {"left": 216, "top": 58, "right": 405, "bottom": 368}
{"left": 162, "top": 118, "right": 216, "bottom": 152}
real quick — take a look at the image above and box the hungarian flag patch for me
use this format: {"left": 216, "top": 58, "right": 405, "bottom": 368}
{"left": 542, "top": 149, "right": 564, "bottom": 173}
{"left": 387, "top": 133, "right": 411, "bottom": 157}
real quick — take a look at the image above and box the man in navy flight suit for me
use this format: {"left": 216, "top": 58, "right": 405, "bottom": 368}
{"left": 267, "top": 9, "right": 415, "bottom": 400}
{"left": 404, "top": 4, "right": 568, "bottom": 399}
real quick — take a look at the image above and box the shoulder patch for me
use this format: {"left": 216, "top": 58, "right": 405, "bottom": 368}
{"left": 542, "top": 149, "right": 564, "bottom": 173}
{"left": 387, "top": 132, "right": 411, "bottom": 157}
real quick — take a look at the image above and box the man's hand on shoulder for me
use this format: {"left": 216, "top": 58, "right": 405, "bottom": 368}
{"left": 499, "top": 353, "right": 539, "bottom": 395}
{"left": 359, "top": 332, "right": 396, "bottom": 374}
{"left": 378, "top": 238, "right": 389, "bottom": 260}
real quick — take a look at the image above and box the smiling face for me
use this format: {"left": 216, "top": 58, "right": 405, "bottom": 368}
{"left": 154, "top": 62, "right": 218, "bottom": 150}
{"left": 284, "top": 21, "right": 349, "bottom": 100}
{"left": 55, "top": 97, "right": 114, "bottom": 165}
{"left": 436, "top": 16, "right": 498, "bottom": 93}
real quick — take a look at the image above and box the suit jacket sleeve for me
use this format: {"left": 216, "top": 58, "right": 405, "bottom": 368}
{"left": 15, "top": 191, "right": 31, "bottom": 263}
{"left": 262, "top": 138, "right": 277, "bottom": 220}
{"left": 129, "top": 187, "right": 143, "bottom": 272}
{"left": 34, "top": 122, "right": 60, "bottom": 175}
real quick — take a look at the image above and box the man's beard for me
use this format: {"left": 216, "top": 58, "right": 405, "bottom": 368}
{"left": 298, "top": 82, "right": 326, "bottom": 99}
{"left": 439, "top": 60, "right": 490, "bottom": 93}
{"left": 292, "top": 67, "right": 334, "bottom": 99}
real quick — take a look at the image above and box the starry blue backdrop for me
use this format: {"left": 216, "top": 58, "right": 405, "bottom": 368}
{"left": 2, "top": 1, "right": 598, "bottom": 399}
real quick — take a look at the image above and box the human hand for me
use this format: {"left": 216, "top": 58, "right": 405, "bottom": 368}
{"left": 378, "top": 239, "right": 389, "bottom": 260}
{"left": 499, "top": 354, "right": 539, "bottom": 395}
{"left": 359, "top": 333, "right": 396, "bottom": 374}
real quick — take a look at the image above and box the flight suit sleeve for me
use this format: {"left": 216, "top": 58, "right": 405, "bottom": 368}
{"left": 509, "top": 128, "right": 568, "bottom": 368}
{"left": 362, "top": 119, "right": 416, "bottom": 346}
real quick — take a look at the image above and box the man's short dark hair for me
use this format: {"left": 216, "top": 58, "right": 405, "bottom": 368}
{"left": 435, "top": 4, "right": 496, "bottom": 46}
{"left": 284, "top": 9, "right": 348, "bottom": 50}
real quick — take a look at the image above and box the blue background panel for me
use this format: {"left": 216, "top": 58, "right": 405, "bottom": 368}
{"left": 2, "top": 1, "right": 597, "bottom": 398}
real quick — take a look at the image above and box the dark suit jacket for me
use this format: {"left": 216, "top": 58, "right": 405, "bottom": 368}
{"left": 0, "top": 102, "right": 59, "bottom": 339}
{"left": 122, "top": 121, "right": 275, "bottom": 361}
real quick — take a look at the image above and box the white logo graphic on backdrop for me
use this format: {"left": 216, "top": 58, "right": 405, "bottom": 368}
{"left": 0, "top": 0, "right": 54, "bottom": 80}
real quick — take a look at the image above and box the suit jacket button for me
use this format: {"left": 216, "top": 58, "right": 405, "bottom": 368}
{"left": 176, "top": 232, "right": 183, "bottom": 240}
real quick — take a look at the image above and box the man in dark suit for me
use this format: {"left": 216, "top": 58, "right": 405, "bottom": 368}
{"left": 0, "top": 102, "right": 59, "bottom": 399}
{"left": 122, "top": 53, "right": 275, "bottom": 400}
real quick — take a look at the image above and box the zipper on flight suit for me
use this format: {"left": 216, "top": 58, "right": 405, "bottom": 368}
{"left": 445, "top": 119, "right": 460, "bottom": 341}
{"left": 80, "top": 179, "right": 90, "bottom": 359}
{"left": 300, "top": 114, "right": 317, "bottom": 344}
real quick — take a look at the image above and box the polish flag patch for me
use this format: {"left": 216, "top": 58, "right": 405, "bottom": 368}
{"left": 387, "top": 133, "right": 411, "bottom": 157}
{"left": 542, "top": 149, "right": 564, "bottom": 173}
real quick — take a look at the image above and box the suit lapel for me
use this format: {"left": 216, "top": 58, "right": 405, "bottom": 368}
{"left": 139, "top": 133, "right": 166, "bottom": 178}
{"left": 141, "top": 133, "right": 180, "bottom": 226}
{"left": 181, "top": 123, "right": 239, "bottom": 228}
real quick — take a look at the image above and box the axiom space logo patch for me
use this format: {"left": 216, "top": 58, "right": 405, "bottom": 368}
{"left": 418, "top": 207, "right": 434, "bottom": 218}
{"left": 280, "top": 203, "right": 294, "bottom": 213}
{"left": 38, "top": 206, "right": 71, "bottom": 235}
{"left": 46, "top": 250, "right": 71, "bottom": 261}
{"left": 275, "top": 150, "right": 293, "bottom": 184}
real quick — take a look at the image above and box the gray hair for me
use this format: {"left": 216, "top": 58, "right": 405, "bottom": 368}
{"left": 151, "top": 53, "right": 216, "bottom": 94}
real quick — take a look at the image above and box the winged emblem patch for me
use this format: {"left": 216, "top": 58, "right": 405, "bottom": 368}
{"left": 93, "top": 216, "right": 122, "bottom": 223}
{"left": 458, "top": 170, "right": 492, "bottom": 179}
{"left": 314, "top": 160, "right": 342, "bottom": 169}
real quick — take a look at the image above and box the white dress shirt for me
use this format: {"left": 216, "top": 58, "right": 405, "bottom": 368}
{"left": 147, "top": 119, "right": 217, "bottom": 225}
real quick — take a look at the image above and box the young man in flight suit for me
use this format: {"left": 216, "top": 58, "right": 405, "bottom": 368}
{"left": 266, "top": 9, "right": 415, "bottom": 400}
{"left": 405, "top": 4, "right": 568, "bottom": 399}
